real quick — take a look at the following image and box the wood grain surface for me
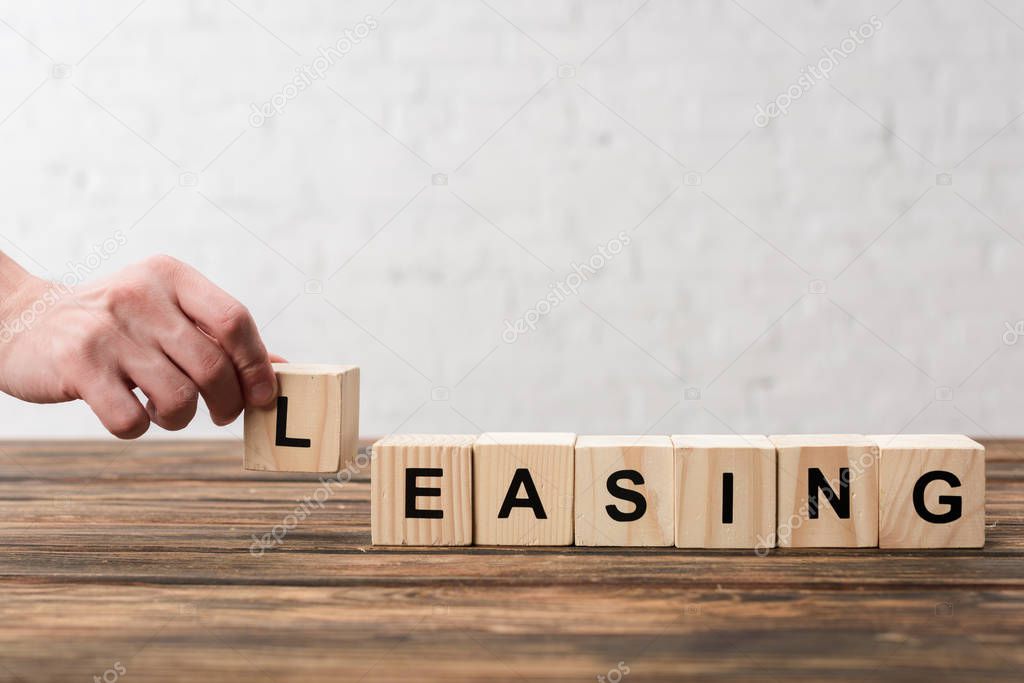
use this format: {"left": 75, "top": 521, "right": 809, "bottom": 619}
{"left": 0, "top": 438, "right": 1022, "bottom": 682}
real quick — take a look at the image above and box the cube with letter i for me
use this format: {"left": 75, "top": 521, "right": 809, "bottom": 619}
{"left": 574, "top": 436, "right": 674, "bottom": 546}
{"left": 370, "top": 435, "right": 474, "bottom": 546}
{"left": 473, "top": 433, "right": 576, "bottom": 546}
{"left": 243, "top": 363, "right": 359, "bottom": 473}
{"left": 770, "top": 434, "right": 879, "bottom": 548}
{"left": 673, "top": 435, "right": 776, "bottom": 549}
{"left": 873, "top": 434, "right": 985, "bottom": 548}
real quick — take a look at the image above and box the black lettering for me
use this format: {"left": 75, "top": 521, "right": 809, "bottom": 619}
{"left": 913, "top": 470, "right": 962, "bottom": 524}
{"left": 722, "top": 472, "right": 734, "bottom": 524}
{"left": 605, "top": 470, "right": 647, "bottom": 522}
{"left": 274, "top": 396, "right": 310, "bottom": 448}
{"left": 808, "top": 467, "right": 849, "bottom": 519}
{"left": 405, "top": 468, "right": 443, "bottom": 519}
{"left": 498, "top": 468, "right": 547, "bottom": 519}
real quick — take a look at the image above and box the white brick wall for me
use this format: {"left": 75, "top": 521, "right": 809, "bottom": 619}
{"left": 1, "top": 0, "right": 1023, "bottom": 439}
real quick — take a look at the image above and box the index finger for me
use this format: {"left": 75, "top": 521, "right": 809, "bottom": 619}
{"left": 165, "top": 259, "right": 277, "bottom": 408}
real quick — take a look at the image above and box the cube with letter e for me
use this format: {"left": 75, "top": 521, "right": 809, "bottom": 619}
{"left": 370, "top": 434, "right": 474, "bottom": 546}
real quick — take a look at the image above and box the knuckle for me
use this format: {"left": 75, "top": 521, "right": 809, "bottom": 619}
{"left": 213, "top": 406, "right": 243, "bottom": 426}
{"left": 236, "top": 356, "right": 271, "bottom": 386}
{"left": 164, "top": 383, "right": 198, "bottom": 415}
{"left": 154, "top": 384, "right": 198, "bottom": 430}
{"left": 143, "top": 254, "right": 183, "bottom": 276}
{"left": 218, "top": 302, "right": 253, "bottom": 339}
{"left": 103, "top": 280, "right": 152, "bottom": 312}
{"left": 195, "top": 351, "right": 229, "bottom": 386}
{"left": 81, "top": 315, "right": 112, "bottom": 342}
{"left": 108, "top": 410, "right": 149, "bottom": 439}
{"left": 237, "top": 353, "right": 268, "bottom": 377}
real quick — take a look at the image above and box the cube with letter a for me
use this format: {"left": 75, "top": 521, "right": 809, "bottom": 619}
{"left": 473, "top": 433, "right": 576, "bottom": 546}
{"left": 243, "top": 363, "right": 359, "bottom": 473}
{"left": 770, "top": 434, "right": 878, "bottom": 548}
{"left": 371, "top": 434, "right": 474, "bottom": 546}
{"left": 873, "top": 434, "right": 985, "bottom": 548}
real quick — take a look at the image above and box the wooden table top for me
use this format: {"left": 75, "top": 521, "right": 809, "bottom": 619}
{"left": 1, "top": 438, "right": 1022, "bottom": 682}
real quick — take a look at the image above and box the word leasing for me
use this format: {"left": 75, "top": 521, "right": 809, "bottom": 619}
{"left": 368, "top": 433, "right": 984, "bottom": 550}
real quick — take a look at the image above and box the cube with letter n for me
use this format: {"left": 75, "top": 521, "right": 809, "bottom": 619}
{"left": 771, "top": 434, "right": 879, "bottom": 548}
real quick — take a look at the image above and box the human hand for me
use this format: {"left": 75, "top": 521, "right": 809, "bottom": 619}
{"left": 0, "top": 254, "right": 279, "bottom": 438}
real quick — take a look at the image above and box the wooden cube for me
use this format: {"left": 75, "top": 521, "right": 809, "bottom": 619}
{"left": 370, "top": 434, "right": 474, "bottom": 546}
{"left": 243, "top": 363, "right": 359, "bottom": 473}
{"left": 673, "top": 435, "right": 776, "bottom": 549}
{"left": 473, "top": 433, "right": 576, "bottom": 546}
{"left": 574, "top": 435, "right": 674, "bottom": 546}
{"left": 770, "top": 435, "right": 878, "bottom": 548}
{"left": 873, "top": 434, "right": 985, "bottom": 549}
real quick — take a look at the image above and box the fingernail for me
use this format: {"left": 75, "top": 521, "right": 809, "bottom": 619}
{"left": 251, "top": 381, "right": 275, "bottom": 405}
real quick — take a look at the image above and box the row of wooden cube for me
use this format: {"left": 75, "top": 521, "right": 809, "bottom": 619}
{"left": 370, "top": 433, "right": 985, "bottom": 549}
